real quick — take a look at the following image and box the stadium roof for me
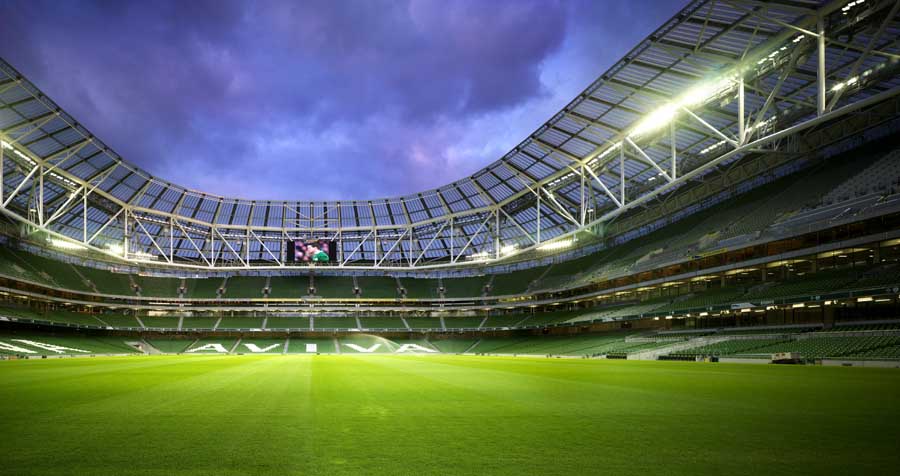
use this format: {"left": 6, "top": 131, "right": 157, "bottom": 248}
{"left": 1, "top": 0, "right": 899, "bottom": 268}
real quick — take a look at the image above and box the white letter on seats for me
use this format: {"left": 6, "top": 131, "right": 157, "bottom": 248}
{"left": 344, "top": 343, "right": 381, "bottom": 353}
{"left": 11, "top": 339, "right": 89, "bottom": 354}
{"left": 0, "top": 341, "right": 37, "bottom": 354}
{"left": 186, "top": 343, "right": 229, "bottom": 353}
{"left": 395, "top": 344, "right": 437, "bottom": 353}
{"left": 305, "top": 343, "right": 318, "bottom": 353}
{"left": 243, "top": 343, "right": 280, "bottom": 353}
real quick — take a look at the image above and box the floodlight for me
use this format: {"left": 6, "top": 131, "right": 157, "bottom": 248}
{"left": 629, "top": 104, "right": 677, "bottom": 138}
{"left": 49, "top": 238, "right": 85, "bottom": 250}
{"left": 537, "top": 240, "right": 573, "bottom": 251}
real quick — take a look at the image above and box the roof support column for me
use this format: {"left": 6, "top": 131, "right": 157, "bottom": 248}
{"left": 494, "top": 210, "right": 500, "bottom": 259}
{"left": 408, "top": 224, "right": 414, "bottom": 267}
{"left": 579, "top": 166, "right": 586, "bottom": 226}
{"left": 817, "top": 15, "right": 826, "bottom": 116}
{"left": 669, "top": 121, "right": 677, "bottom": 180}
{"left": 619, "top": 145, "right": 625, "bottom": 206}
{"left": 37, "top": 166, "right": 43, "bottom": 226}
{"left": 170, "top": 216, "right": 174, "bottom": 262}
{"left": 450, "top": 217, "right": 454, "bottom": 261}
{"left": 737, "top": 73, "right": 745, "bottom": 145}
{"left": 337, "top": 230, "right": 343, "bottom": 265}
{"left": 82, "top": 188, "right": 87, "bottom": 242}
{"left": 0, "top": 143, "right": 4, "bottom": 206}
{"left": 123, "top": 210, "right": 129, "bottom": 259}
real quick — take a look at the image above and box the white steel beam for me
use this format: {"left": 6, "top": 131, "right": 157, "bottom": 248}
{"left": 625, "top": 137, "right": 672, "bottom": 182}
{"left": 2, "top": 163, "right": 38, "bottom": 208}
{"left": 174, "top": 220, "right": 212, "bottom": 267}
{"left": 817, "top": 14, "right": 826, "bottom": 116}
{"left": 213, "top": 227, "right": 247, "bottom": 267}
{"left": 132, "top": 213, "right": 173, "bottom": 263}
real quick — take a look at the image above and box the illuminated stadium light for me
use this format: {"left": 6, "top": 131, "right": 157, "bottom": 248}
{"left": 857, "top": 296, "right": 874, "bottom": 302}
{"left": 537, "top": 240, "right": 573, "bottom": 251}
{"left": 1, "top": 140, "right": 37, "bottom": 166}
{"left": 841, "top": 0, "right": 866, "bottom": 15}
{"left": 105, "top": 243, "right": 124, "bottom": 255}
{"left": 629, "top": 104, "right": 678, "bottom": 138}
{"left": 468, "top": 251, "right": 490, "bottom": 261}
{"left": 680, "top": 76, "right": 735, "bottom": 108}
{"left": 629, "top": 75, "right": 735, "bottom": 139}
{"left": 130, "top": 250, "right": 157, "bottom": 260}
{"left": 832, "top": 64, "right": 885, "bottom": 93}
{"left": 49, "top": 238, "right": 85, "bottom": 251}
{"left": 500, "top": 244, "right": 518, "bottom": 256}
{"left": 699, "top": 114, "right": 778, "bottom": 155}
{"left": 791, "top": 303, "right": 806, "bottom": 308}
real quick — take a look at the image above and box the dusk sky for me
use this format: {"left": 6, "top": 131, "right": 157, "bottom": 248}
{"left": 0, "top": 0, "right": 684, "bottom": 201}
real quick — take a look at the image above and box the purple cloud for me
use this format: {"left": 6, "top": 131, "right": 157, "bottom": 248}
{"left": 0, "top": 0, "right": 684, "bottom": 200}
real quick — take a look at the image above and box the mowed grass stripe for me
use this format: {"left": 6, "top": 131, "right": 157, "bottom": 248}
{"left": 0, "top": 355, "right": 898, "bottom": 476}
{"left": 0, "top": 356, "right": 317, "bottom": 475}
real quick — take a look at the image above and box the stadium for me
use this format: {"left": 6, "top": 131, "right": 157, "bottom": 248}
{"left": 2, "top": 0, "right": 900, "bottom": 474}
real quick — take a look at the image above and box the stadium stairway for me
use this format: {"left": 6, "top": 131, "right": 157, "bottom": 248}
{"left": 629, "top": 336, "right": 730, "bottom": 360}
{"left": 229, "top": 338, "right": 242, "bottom": 353}
{"left": 138, "top": 339, "right": 163, "bottom": 354}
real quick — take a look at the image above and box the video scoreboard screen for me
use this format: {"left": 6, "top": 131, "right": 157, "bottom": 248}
{"left": 288, "top": 239, "right": 337, "bottom": 263}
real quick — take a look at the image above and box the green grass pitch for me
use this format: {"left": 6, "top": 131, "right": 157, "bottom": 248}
{"left": 1, "top": 355, "right": 899, "bottom": 476}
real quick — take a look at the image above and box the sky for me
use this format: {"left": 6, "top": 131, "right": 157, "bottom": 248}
{"left": 0, "top": 0, "right": 684, "bottom": 201}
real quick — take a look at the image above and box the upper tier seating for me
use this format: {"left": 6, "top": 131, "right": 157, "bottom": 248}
{"left": 397, "top": 277, "right": 441, "bottom": 299}
{"left": 443, "top": 317, "right": 485, "bottom": 329}
{"left": 311, "top": 275, "right": 355, "bottom": 298}
{"left": 488, "top": 265, "right": 549, "bottom": 296}
{"left": 404, "top": 317, "right": 444, "bottom": 329}
{"left": 183, "top": 277, "right": 225, "bottom": 298}
{"left": 313, "top": 316, "right": 358, "bottom": 330}
{"left": 222, "top": 276, "right": 268, "bottom": 298}
{"left": 441, "top": 276, "right": 488, "bottom": 298}
{"left": 355, "top": 276, "right": 399, "bottom": 299}
{"left": 821, "top": 149, "right": 900, "bottom": 205}
{"left": 217, "top": 316, "right": 265, "bottom": 329}
{"left": 141, "top": 316, "right": 181, "bottom": 329}
{"left": 180, "top": 317, "right": 221, "bottom": 330}
{"left": 75, "top": 265, "right": 135, "bottom": 296}
{"left": 266, "top": 276, "right": 307, "bottom": 298}
{"left": 358, "top": 316, "right": 406, "bottom": 329}
{"left": 264, "top": 317, "right": 311, "bottom": 330}
{"left": 481, "top": 315, "right": 526, "bottom": 328}
{"left": 134, "top": 275, "right": 181, "bottom": 298}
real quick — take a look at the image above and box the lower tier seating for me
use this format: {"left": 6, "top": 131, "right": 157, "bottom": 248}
{"left": 2, "top": 327, "right": 899, "bottom": 360}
